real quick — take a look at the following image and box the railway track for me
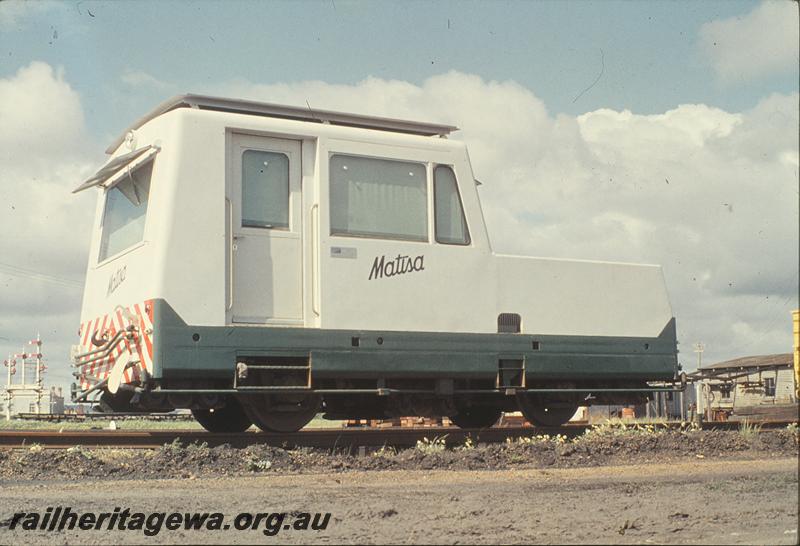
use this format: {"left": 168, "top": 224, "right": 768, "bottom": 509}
{"left": 0, "top": 426, "right": 584, "bottom": 450}
{"left": 0, "top": 420, "right": 794, "bottom": 450}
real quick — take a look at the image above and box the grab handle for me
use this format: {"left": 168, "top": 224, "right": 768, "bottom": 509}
{"left": 226, "top": 197, "right": 234, "bottom": 311}
{"left": 311, "top": 203, "right": 320, "bottom": 316}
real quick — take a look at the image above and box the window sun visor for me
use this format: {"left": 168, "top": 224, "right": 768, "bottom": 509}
{"left": 72, "top": 144, "right": 160, "bottom": 194}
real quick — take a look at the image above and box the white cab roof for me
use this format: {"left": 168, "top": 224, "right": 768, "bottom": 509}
{"left": 107, "top": 94, "right": 459, "bottom": 154}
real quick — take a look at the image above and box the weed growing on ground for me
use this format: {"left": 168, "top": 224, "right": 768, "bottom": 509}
{"left": 581, "top": 420, "right": 668, "bottom": 441}
{"left": 160, "top": 438, "right": 184, "bottom": 455}
{"left": 603, "top": 416, "right": 668, "bottom": 426}
{"left": 784, "top": 422, "right": 800, "bottom": 447}
{"left": 185, "top": 441, "right": 210, "bottom": 458}
{"left": 456, "top": 437, "right": 475, "bottom": 451}
{"left": 738, "top": 420, "right": 761, "bottom": 440}
{"left": 508, "top": 433, "right": 568, "bottom": 446}
{"left": 66, "top": 445, "right": 93, "bottom": 459}
{"left": 415, "top": 436, "right": 447, "bottom": 455}
{"left": 94, "top": 448, "right": 137, "bottom": 464}
{"left": 372, "top": 444, "right": 397, "bottom": 458}
{"left": 508, "top": 434, "right": 548, "bottom": 445}
{"left": 678, "top": 421, "right": 702, "bottom": 433}
{"left": 286, "top": 446, "right": 321, "bottom": 466}
{"left": 245, "top": 455, "right": 272, "bottom": 472}
{"left": 14, "top": 443, "right": 50, "bottom": 467}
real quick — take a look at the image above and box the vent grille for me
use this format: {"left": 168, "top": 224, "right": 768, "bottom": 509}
{"left": 497, "top": 313, "right": 521, "bottom": 334}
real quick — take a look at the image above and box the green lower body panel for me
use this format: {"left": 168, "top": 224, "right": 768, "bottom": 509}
{"left": 151, "top": 299, "right": 678, "bottom": 386}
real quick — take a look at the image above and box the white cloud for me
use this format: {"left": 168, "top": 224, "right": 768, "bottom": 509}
{"left": 699, "top": 0, "right": 800, "bottom": 83}
{"left": 578, "top": 105, "right": 743, "bottom": 150}
{"left": 0, "top": 62, "right": 96, "bottom": 389}
{"left": 0, "top": 62, "right": 87, "bottom": 163}
{"left": 121, "top": 69, "right": 170, "bottom": 90}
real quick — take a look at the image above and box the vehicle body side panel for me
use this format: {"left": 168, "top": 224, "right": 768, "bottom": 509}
{"left": 152, "top": 299, "right": 677, "bottom": 383}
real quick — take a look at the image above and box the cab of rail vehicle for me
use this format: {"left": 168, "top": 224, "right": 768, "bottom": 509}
{"left": 70, "top": 95, "right": 680, "bottom": 433}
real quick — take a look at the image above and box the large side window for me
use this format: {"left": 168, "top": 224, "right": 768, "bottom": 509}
{"left": 330, "top": 154, "right": 427, "bottom": 241}
{"left": 242, "top": 150, "right": 289, "bottom": 229}
{"left": 98, "top": 160, "right": 153, "bottom": 262}
{"left": 434, "top": 165, "right": 470, "bottom": 245}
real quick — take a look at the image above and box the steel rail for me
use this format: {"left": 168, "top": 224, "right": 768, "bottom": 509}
{"left": 0, "top": 420, "right": 794, "bottom": 450}
{"left": 0, "top": 426, "right": 577, "bottom": 449}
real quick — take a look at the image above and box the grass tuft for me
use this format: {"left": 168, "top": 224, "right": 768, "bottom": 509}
{"left": 414, "top": 435, "right": 447, "bottom": 454}
{"left": 738, "top": 420, "right": 761, "bottom": 439}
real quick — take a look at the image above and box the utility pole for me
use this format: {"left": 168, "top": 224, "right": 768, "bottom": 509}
{"left": 19, "top": 344, "right": 25, "bottom": 386}
{"left": 693, "top": 342, "right": 709, "bottom": 420}
{"left": 3, "top": 353, "right": 13, "bottom": 420}
{"left": 693, "top": 342, "right": 704, "bottom": 369}
{"left": 31, "top": 334, "right": 44, "bottom": 414}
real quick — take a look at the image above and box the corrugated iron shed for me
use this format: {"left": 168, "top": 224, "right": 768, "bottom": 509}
{"left": 700, "top": 353, "right": 792, "bottom": 371}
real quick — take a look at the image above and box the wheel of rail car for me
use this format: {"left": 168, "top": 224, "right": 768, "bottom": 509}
{"left": 97, "top": 390, "right": 141, "bottom": 413}
{"left": 516, "top": 394, "right": 579, "bottom": 427}
{"left": 449, "top": 406, "right": 502, "bottom": 429}
{"left": 192, "top": 397, "right": 252, "bottom": 433}
{"left": 242, "top": 393, "right": 322, "bottom": 433}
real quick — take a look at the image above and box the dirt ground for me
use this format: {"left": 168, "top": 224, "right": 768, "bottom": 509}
{"left": 0, "top": 457, "right": 797, "bottom": 544}
{"left": 1, "top": 428, "right": 798, "bottom": 480}
{"left": 1, "top": 428, "right": 798, "bottom": 544}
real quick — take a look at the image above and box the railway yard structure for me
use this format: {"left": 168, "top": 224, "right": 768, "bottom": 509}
{"left": 1, "top": 334, "right": 63, "bottom": 419}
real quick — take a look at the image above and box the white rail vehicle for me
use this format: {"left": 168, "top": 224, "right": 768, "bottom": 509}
{"left": 71, "top": 95, "right": 678, "bottom": 432}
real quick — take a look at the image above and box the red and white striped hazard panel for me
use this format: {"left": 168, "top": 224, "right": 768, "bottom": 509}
{"left": 75, "top": 300, "right": 155, "bottom": 391}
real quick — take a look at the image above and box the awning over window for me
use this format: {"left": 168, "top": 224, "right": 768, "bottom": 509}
{"left": 72, "top": 145, "right": 157, "bottom": 194}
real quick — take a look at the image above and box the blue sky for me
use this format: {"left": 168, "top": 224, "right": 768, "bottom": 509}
{"left": 2, "top": 0, "right": 797, "bottom": 140}
{"left": 0, "top": 0, "right": 798, "bottom": 394}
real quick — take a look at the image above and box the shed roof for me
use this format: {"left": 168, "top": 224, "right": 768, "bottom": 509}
{"left": 107, "top": 94, "right": 459, "bottom": 153}
{"left": 701, "top": 353, "right": 793, "bottom": 371}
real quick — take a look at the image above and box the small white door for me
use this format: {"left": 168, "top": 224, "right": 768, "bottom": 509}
{"left": 229, "top": 134, "right": 303, "bottom": 324}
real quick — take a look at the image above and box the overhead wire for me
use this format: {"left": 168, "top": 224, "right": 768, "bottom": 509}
{"left": 0, "top": 262, "right": 83, "bottom": 289}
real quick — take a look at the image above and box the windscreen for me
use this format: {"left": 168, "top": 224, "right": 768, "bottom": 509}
{"left": 98, "top": 160, "right": 153, "bottom": 262}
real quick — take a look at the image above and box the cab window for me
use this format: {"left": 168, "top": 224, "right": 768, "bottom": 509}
{"left": 434, "top": 165, "right": 470, "bottom": 245}
{"left": 241, "top": 150, "right": 289, "bottom": 229}
{"left": 330, "top": 154, "right": 427, "bottom": 241}
{"left": 98, "top": 160, "right": 153, "bottom": 262}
